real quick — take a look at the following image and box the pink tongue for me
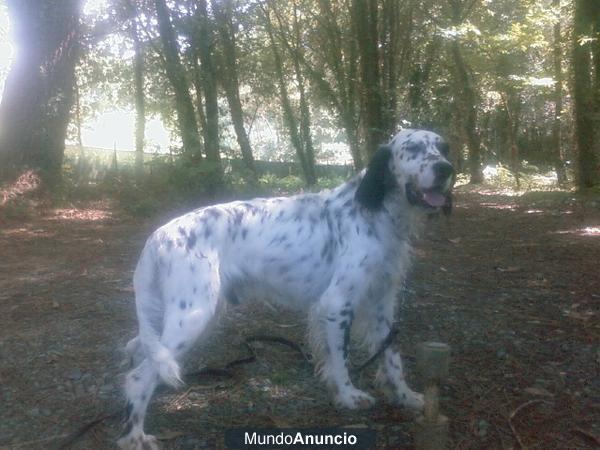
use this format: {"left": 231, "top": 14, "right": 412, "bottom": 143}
{"left": 423, "top": 192, "right": 446, "bottom": 207}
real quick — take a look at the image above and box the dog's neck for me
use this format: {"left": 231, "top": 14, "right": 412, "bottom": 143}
{"left": 329, "top": 176, "right": 425, "bottom": 243}
{"left": 379, "top": 188, "right": 427, "bottom": 241}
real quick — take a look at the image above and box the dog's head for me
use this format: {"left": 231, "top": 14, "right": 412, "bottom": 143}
{"left": 355, "top": 129, "right": 454, "bottom": 214}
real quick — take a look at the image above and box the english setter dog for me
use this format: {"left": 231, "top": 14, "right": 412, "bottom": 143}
{"left": 118, "top": 129, "right": 454, "bottom": 449}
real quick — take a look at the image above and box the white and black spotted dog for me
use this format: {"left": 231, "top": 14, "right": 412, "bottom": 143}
{"left": 117, "top": 129, "right": 454, "bottom": 449}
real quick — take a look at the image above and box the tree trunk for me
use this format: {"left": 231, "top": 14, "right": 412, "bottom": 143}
{"left": 290, "top": 2, "right": 316, "bottom": 185}
{"left": 352, "top": 0, "right": 385, "bottom": 157}
{"left": 154, "top": 0, "right": 203, "bottom": 161}
{"left": 501, "top": 92, "right": 521, "bottom": 188}
{"left": 195, "top": 0, "right": 221, "bottom": 172}
{"left": 131, "top": 15, "right": 145, "bottom": 180}
{"left": 572, "top": 0, "right": 598, "bottom": 188}
{"left": 262, "top": 7, "right": 315, "bottom": 186}
{"left": 551, "top": 0, "right": 568, "bottom": 185}
{"left": 188, "top": 49, "right": 208, "bottom": 148}
{"left": 449, "top": 39, "right": 484, "bottom": 184}
{"left": 591, "top": 1, "right": 600, "bottom": 175}
{"left": 0, "top": 0, "right": 82, "bottom": 188}
{"left": 211, "top": 0, "right": 257, "bottom": 183}
{"left": 301, "top": 0, "right": 363, "bottom": 169}
{"left": 409, "top": 37, "right": 440, "bottom": 126}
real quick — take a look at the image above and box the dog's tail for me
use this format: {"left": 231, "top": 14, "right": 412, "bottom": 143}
{"left": 133, "top": 240, "right": 183, "bottom": 388}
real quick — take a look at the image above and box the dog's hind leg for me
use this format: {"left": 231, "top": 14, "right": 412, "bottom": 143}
{"left": 118, "top": 253, "right": 223, "bottom": 449}
{"left": 117, "top": 359, "right": 161, "bottom": 450}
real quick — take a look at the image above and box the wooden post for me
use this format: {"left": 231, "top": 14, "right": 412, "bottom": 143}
{"left": 414, "top": 342, "right": 450, "bottom": 450}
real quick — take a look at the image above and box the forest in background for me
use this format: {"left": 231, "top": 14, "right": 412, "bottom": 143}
{"left": 0, "top": 0, "right": 599, "bottom": 200}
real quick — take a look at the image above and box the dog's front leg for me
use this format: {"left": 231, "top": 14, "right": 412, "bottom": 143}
{"left": 365, "top": 293, "right": 424, "bottom": 411}
{"left": 309, "top": 284, "right": 375, "bottom": 410}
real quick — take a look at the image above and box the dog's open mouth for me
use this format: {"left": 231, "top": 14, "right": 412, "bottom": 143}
{"left": 406, "top": 183, "right": 451, "bottom": 209}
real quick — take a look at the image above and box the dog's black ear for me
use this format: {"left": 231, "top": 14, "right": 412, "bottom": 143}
{"left": 355, "top": 145, "right": 393, "bottom": 211}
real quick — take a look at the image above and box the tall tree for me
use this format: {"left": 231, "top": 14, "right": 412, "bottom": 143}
{"left": 262, "top": 5, "right": 316, "bottom": 186}
{"left": 272, "top": 1, "right": 317, "bottom": 184}
{"left": 129, "top": 5, "right": 145, "bottom": 180}
{"left": 549, "top": 0, "right": 567, "bottom": 185}
{"left": 352, "top": 0, "right": 384, "bottom": 157}
{"left": 302, "top": 0, "right": 363, "bottom": 169}
{"left": 211, "top": 0, "right": 257, "bottom": 183}
{"left": 154, "top": 0, "right": 203, "bottom": 161}
{"left": 194, "top": 0, "right": 221, "bottom": 171}
{"left": 447, "top": 0, "right": 484, "bottom": 184}
{"left": 572, "top": 0, "right": 599, "bottom": 188}
{"left": 0, "top": 0, "right": 82, "bottom": 187}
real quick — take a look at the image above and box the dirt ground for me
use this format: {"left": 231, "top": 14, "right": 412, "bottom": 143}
{"left": 1, "top": 186, "right": 599, "bottom": 449}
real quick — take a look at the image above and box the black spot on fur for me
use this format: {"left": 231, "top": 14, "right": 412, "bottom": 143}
{"left": 355, "top": 145, "right": 395, "bottom": 211}
{"left": 205, "top": 208, "right": 221, "bottom": 219}
{"left": 342, "top": 319, "right": 352, "bottom": 359}
{"left": 269, "top": 234, "right": 288, "bottom": 246}
{"left": 187, "top": 231, "right": 197, "bottom": 250}
{"left": 406, "top": 141, "right": 426, "bottom": 154}
{"left": 340, "top": 308, "right": 354, "bottom": 318}
{"left": 321, "top": 241, "right": 330, "bottom": 259}
{"left": 232, "top": 210, "right": 244, "bottom": 225}
{"left": 241, "top": 228, "right": 248, "bottom": 239}
{"left": 179, "top": 300, "right": 186, "bottom": 310}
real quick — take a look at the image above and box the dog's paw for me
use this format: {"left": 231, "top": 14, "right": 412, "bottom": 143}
{"left": 334, "top": 386, "right": 376, "bottom": 410}
{"left": 394, "top": 388, "right": 424, "bottom": 411}
{"left": 117, "top": 432, "right": 161, "bottom": 450}
{"left": 375, "top": 371, "right": 424, "bottom": 411}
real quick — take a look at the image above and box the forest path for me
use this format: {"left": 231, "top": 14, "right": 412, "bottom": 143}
{"left": 1, "top": 187, "right": 598, "bottom": 449}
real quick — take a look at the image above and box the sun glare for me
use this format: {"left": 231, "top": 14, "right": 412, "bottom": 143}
{"left": 0, "top": 3, "right": 14, "bottom": 88}
{"left": 80, "top": 110, "right": 171, "bottom": 152}
{"left": 554, "top": 226, "right": 600, "bottom": 237}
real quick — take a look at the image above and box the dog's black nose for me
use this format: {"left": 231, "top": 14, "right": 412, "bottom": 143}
{"left": 433, "top": 161, "right": 454, "bottom": 187}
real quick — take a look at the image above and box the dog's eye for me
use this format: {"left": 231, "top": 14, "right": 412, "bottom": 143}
{"left": 436, "top": 142, "right": 450, "bottom": 157}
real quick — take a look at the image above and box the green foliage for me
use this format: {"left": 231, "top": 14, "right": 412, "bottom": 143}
{"left": 258, "top": 174, "right": 305, "bottom": 195}
{"left": 60, "top": 145, "right": 352, "bottom": 215}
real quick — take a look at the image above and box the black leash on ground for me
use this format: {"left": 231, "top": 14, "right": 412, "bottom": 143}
{"left": 56, "top": 330, "right": 396, "bottom": 448}
{"left": 56, "top": 334, "right": 313, "bottom": 449}
{"left": 352, "top": 325, "right": 399, "bottom": 373}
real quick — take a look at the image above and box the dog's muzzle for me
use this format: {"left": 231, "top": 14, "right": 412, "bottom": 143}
{"left": 406, "top": 161, "right": 454, "bottom": 211}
